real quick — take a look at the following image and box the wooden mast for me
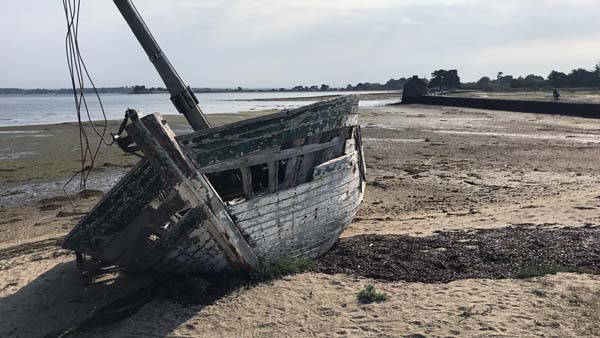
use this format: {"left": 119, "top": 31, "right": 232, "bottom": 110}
{"left": 113, "top": 0, "right": 210, "bottom": 131}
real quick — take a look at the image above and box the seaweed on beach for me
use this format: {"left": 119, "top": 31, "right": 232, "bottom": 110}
{"left": 316, "top": 224, "right": 600, "bottom": 283}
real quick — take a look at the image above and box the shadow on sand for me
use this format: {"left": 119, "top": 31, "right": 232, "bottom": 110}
{"left": 0, "top": 259, "right": 160, "bottom": 338}
{"left": 0, "top": 254, "right": 247, "bottom": 338}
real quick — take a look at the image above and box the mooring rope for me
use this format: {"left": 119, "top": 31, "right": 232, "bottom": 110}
{"left": 61, "top": 0, "right": 115, "bottom": 197}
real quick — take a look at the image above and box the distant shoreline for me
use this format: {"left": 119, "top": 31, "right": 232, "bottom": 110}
{"left": 0, "top": 88, "right": 399, "bottom": 95}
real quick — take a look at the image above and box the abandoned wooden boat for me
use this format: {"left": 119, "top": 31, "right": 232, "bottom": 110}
{"left": 62, "top": 0, "right": 366, "bottom": 274}
{"left": 63, "top": 96, "right": 365, "bottom": 273}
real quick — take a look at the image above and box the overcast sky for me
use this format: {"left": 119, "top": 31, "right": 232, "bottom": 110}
{"left": 2, "top": 0, "right": 600, "bottom": 88}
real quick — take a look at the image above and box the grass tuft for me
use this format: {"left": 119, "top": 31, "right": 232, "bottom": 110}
{"left": 357, "top": 284, "right": 388, "bottom": 304}
{"left": 251, "top": 257, "right": 315, "bottom": 282}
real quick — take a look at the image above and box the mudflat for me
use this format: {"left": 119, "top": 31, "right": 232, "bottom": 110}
{"left": 1, "top": 100, "right": 600, "bottom": 337}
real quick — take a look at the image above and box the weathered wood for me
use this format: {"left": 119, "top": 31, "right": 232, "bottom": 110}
{"left": 296, "top": 134, "right": 321, "bottom": 185}
{"left": 243, "top": 179, "right": 361, "bottom": 243}
{"left": 279, "top": 139, "right": 304, "bottom": 190}
{"left": 100, "top": 191, "right": 186, "bottom": 265}
{"left": 237, "top": 174, "right": 360, "bottom": 233}
{"left": 240, "top": 167, "right": 254, "bottom": 199}
{"left": 355, "top": 126, "right": 367, "bottom": 183}
{"left": 62, "top": 95, "right": 364, "bottom": 274}
{"left": 313, "top": 152, "right": 357, "bottom": 179}
{"left": 177, "top": 96, "right": 359, "bottom": 168}
{"left": 125, "top": 111, "right": 258, "bottom": 271}
{"left": 321, "top": 128, "right": 348, "bottom": 162}
{"left": 130, "top": 209, "right": 229, "bottom": 273}
{"left": 344, "top": 138, "right": 356, "bottom": 155}
{"left": 244, "top": 180, "right": 362, "bottom": 243}
{"left": 62, "top": 160, "right": 164, "bottom": 256}
{"left": 228, "top": 148, "right": 365, "bottom": 261}
{"left": 228, "top": 163, "right": 359, "bottom": 222}
{"left": 268, "top": 161, "right": 278, "bottom": 193}
{"left": 247, "top": 185, "right": 362, "bottom": 261}
{"left": 198, "top": 137, "right": 341, "bottom": 174}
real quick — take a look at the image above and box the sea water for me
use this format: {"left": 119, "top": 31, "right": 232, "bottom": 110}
{"left": 0, "top": 91, "right": 398, "bottom": 127}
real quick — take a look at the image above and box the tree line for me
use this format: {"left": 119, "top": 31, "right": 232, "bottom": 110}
{"left": 4, "top": 62, "right": 600, "bottom": 95}
{"left": 463, "top": 62, "right": 600, "bottom": 91}
{"left": 290, "top": 78, "right": 409, "bottom": 92}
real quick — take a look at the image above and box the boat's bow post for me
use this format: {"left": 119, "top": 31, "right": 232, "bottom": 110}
{"left": 113, "top": 0, "right": 210, "bottom": 131}
{"left": 124, "top": 110, "right": 259, "bottom": 272}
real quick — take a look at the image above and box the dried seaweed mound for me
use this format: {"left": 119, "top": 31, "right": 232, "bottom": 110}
{"left": 317, "top": 224, "right": 600, "bottom": 283}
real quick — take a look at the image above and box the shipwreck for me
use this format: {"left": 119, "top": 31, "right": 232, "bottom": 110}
{"left": 62, "top": 0, "right": 366, "bottom": 273}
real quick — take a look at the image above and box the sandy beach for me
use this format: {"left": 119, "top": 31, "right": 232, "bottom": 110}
{"left": 2, "top": 99, "right": 600, "bottom": 337}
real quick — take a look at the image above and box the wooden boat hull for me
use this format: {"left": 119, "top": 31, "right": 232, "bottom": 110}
{"left": 229, "top": 150, "right": 364, "bottom": 264}
{"left": 62, "top": 95, "right": 366, "bottom": 274}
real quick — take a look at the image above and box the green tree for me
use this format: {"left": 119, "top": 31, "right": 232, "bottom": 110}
{"left": 132, "top": 85, "right": 147, "bottom": 94}
{"left": 477, "top": 76, "right": 493, "bottom": 90}
{"left": 444, "top": 69, "right": 461, "bottom": 89}
{"left": 430, "top": 69, "right": 461, "bottom": 90}
{"left": 429, "top": 69, "right": 446, "bottom": 90}
{"left": 547, "top": 71, "right": 568, "bottom": 88}
{"left": 567, "top": 68, "right": 596, "bottom": 87}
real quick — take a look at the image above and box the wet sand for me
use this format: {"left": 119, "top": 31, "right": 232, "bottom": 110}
{"left": 2, "top": 101, "right": 600, "bottom": 337}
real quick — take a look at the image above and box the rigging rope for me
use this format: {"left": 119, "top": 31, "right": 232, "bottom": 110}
{"left": 61, "top": 0, "right": 115, "bottom": 193}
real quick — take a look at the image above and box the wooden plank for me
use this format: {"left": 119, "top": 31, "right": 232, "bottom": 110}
{"left": 279, "top": 139, "right": 304, "bottom": 190}
{"left": 125, "top": 111, "right": 259, "bottom": 271}
{"left": 296, "top": 134, "right": 321, "bottom": 185}
{"left": 240, "top": 167, "right": 254, "bottom": 199}
{"left": 317, "top": 128, "right": 347, "bottom": 165}
{"left": 312, "top": 152, "right": 357, "bottom": 180}
{"left": 280, "top": 157, "right": 298, "bottom": 190}
{"left": 355, "top": 126, "right": 367, "bottom": 183}
{"left": 268, "top": 161, "right": 278, "bottom": 193}
{"left": 198, "top": 137, "right": 341, "bottom": 174}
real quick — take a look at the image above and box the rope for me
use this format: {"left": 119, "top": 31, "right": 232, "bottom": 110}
{"left": 61, "top": 0, "right": 115, "bottom": 195}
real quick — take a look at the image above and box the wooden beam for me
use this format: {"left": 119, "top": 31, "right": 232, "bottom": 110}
{"left": 240, "top": 167, "right": 254, "bottom": 199}
{"left": 198, "top": 137, "right": 341, "bottom": 174}
{"left": 296, "top": 134, "right": 322, "bottom": 185}
{"left": 268, "top": 161, "right": 278, "bottom": 193}
{"left": 279, "top": 139, "right": 304, "bottom": 190}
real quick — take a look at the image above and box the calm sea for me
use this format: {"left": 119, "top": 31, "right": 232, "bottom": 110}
{"left": 0, "top": 91, "right": 398, "bottom": 127}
